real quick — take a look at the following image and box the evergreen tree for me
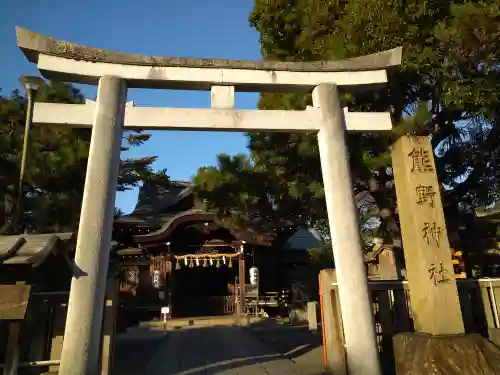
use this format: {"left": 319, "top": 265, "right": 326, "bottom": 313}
{"left": 0, "top": 81, "right": 168, "bottom": 233}
{"left": 194, "top": 0, "right": 500, "bottom": 249}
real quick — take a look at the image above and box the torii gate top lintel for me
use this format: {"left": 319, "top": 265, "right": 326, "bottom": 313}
{"left": 16, "top": 26, "right": 402, "bottom": 92}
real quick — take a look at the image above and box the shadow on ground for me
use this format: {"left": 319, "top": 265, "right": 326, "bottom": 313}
{"left": 113, "top": 323, "right": 328, "bottom": 375}
{"left": 112, "top": 334, "right": 167, "bottom": 375}
{"left": 246, "top": 320, "right": 324, "bottom": 361}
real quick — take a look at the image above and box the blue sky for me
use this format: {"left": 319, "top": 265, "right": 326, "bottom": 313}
{"left": 0, "top": 0, "right": 260, "bottom": 214}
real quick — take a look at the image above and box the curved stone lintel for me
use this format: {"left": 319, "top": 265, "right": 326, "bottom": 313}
{"left": 16, "top": 26, "right": 402, "bottom": 72}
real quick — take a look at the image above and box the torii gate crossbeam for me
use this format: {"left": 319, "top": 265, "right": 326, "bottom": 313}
{"left": 33, "top": 101, "right": 393, "bottom": 132}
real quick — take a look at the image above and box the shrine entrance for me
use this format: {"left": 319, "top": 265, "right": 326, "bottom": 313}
{"left": 114, "top": 183, "right": 268, "bottom": 322}
{"left": 172, "top": 260, "right": 236, "bottom": 317}
{"left": 169, "top": 239, "right": 247, "bottom": 318}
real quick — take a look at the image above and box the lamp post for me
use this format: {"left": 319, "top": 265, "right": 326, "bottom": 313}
{"left": 14, "top": 75, "right": 45, "bottom": 233}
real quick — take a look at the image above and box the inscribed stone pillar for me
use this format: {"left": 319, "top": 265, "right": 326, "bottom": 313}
{"left": 391, "top": 136, "right": 464, "bottom": 334}
{"left": 59, "top": 76, "right": 127, "bottom": 375}
{"left": 314, "top": 84, "right": 381, "bottom": 375}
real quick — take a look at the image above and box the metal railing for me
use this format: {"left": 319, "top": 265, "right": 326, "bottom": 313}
{"left": 328, "top": 277, "right": 500, "bottom": 373}
{"left": 0, "top": 360, "right": 60, "bottom": 369}
{"left": 476, "top": 278, "right": 500, "bottom": 328}
{"left": 331, "top": 278, "right": 500, "bottom": 339}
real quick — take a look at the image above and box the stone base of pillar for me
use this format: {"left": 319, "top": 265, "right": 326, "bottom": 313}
{"left": 393, "top": 332, "right": 500, "bottom": 374}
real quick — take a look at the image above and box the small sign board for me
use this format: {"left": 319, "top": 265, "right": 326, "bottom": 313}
{"left": 161, "top": 306, "right": 170, "bottom": 315}
{"left": 160, "top": 306, "right": 170, "bottom": 323}
{"left": 245, "top": 284, "right": 258, "bottom": 297}
{"left": 0, "top": 285, "right": 31, "bottom": 320}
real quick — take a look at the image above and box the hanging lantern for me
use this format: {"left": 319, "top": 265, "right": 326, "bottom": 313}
{"left": 152, "top": 269, "right": 162, "bottom": 289}
{"left": 249, "top": 266, "right": 260, "bottom": 286}
{"left": 222, "top": 256, "right": 226, "bottom": 265}
{"left": 216, "top": 258, "right": 221, "bottom": 268}
{"left": 228, "top": 257, "right": 233, "bottom": 268}
{"left": 195, "top": 257, "right": 200, "bottom": 266}
{"left": 184, "top": 257, "right": 188, "bottom": 266}
{"left": 175, "top": 259, "right": 181, "bottom": 270}
{"left": 210, "top": 258, "right": 214, "bottom": 266}
{"left": 203, "top": 258, "right": 208, "bottom": 267}
{"left": 189, "top": 258, "right": 194, "bottom": 268}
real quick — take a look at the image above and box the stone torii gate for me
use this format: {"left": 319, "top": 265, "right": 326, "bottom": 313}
{"left": 16, "top": 27, "right": 402, "bottom": 375}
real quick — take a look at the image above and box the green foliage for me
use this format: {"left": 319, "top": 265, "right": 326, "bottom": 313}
{"left": 290, "top": 245, "right": 335, "bottom": 300}
{"left": 308, "top": 245, "right": 334, "bottom": 267}
{"left": 194, "top": 0, "right": 500, "bottom": 247}
{"left": 0, "top": 81, "right": 168, "bottom": 233}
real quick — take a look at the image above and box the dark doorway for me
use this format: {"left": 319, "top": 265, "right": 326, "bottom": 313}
{"left": 172, "top": 265, "right": 236, "bottom": 317}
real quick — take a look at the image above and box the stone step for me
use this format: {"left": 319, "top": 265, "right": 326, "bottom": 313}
{"left": 136, "top": 315, "right": 263, "bottom": 330}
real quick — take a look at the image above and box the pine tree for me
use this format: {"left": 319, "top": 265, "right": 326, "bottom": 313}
{"left": 0, "top": 80, "right": 168, "bottom": 233}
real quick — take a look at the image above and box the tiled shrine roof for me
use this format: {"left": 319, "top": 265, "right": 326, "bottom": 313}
{"left": 116, "top": 180, "right": 274, "bottom": 245}
{"left": 115, "top": 180, "right": 194, "bottom": 226}
{"left": 0, "top": 232, "right": 74, "bottom": 266}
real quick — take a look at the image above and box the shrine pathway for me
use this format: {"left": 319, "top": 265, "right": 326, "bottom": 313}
{"left": 143, "top": 325, "right": 327, "bottom": 375}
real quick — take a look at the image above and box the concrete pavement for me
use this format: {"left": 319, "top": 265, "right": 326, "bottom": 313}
{"left": 143, "top": 325, "right": 327, "bottom": 375}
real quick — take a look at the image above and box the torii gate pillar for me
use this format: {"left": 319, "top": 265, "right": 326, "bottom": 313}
{"left": 58, "top": 76, "right": 127, "bottom": 375}
{"left": 314, "top": 84, "right": 380, "bottom": 375}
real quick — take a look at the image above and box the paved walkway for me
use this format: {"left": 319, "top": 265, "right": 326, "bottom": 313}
{"left": 143, "top": 325, "right": 327, "bottom": 375}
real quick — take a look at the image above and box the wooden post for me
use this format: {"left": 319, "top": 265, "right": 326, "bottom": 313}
{"left": 101, "top": 279, "right": 119, "bottom": 375}
{"left": 391, "top": 136, "right": 464, "bottom": 334}
{"left": 2, "top": 322, "right": 21, "bottom": 375}
{"left": 307, "top": 301, "right": 318, "bottom": 332}
{"left": 167, "top": 254, "right": 174, "bottom": 316}
{"left": 0, "top": 321, "right": 8, "bottom": 364}
{"left": 48, "top": 303, "right": 67, "bottom": 373}
{"left": 239, "top": 255, "right": 245, "bottom": 317}
{"left": 1, "top": 283, "right": 30, "bottom": 375}
{"left": 27, "top": 299, "right": 49, "bottom": 368}
{"left": 318, "top": 269, "right": 346, "bottom": 375}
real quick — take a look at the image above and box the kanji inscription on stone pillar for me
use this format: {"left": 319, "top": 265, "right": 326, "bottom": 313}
{"left": 391, "top": 136, "right": 464, "bottom": 335}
